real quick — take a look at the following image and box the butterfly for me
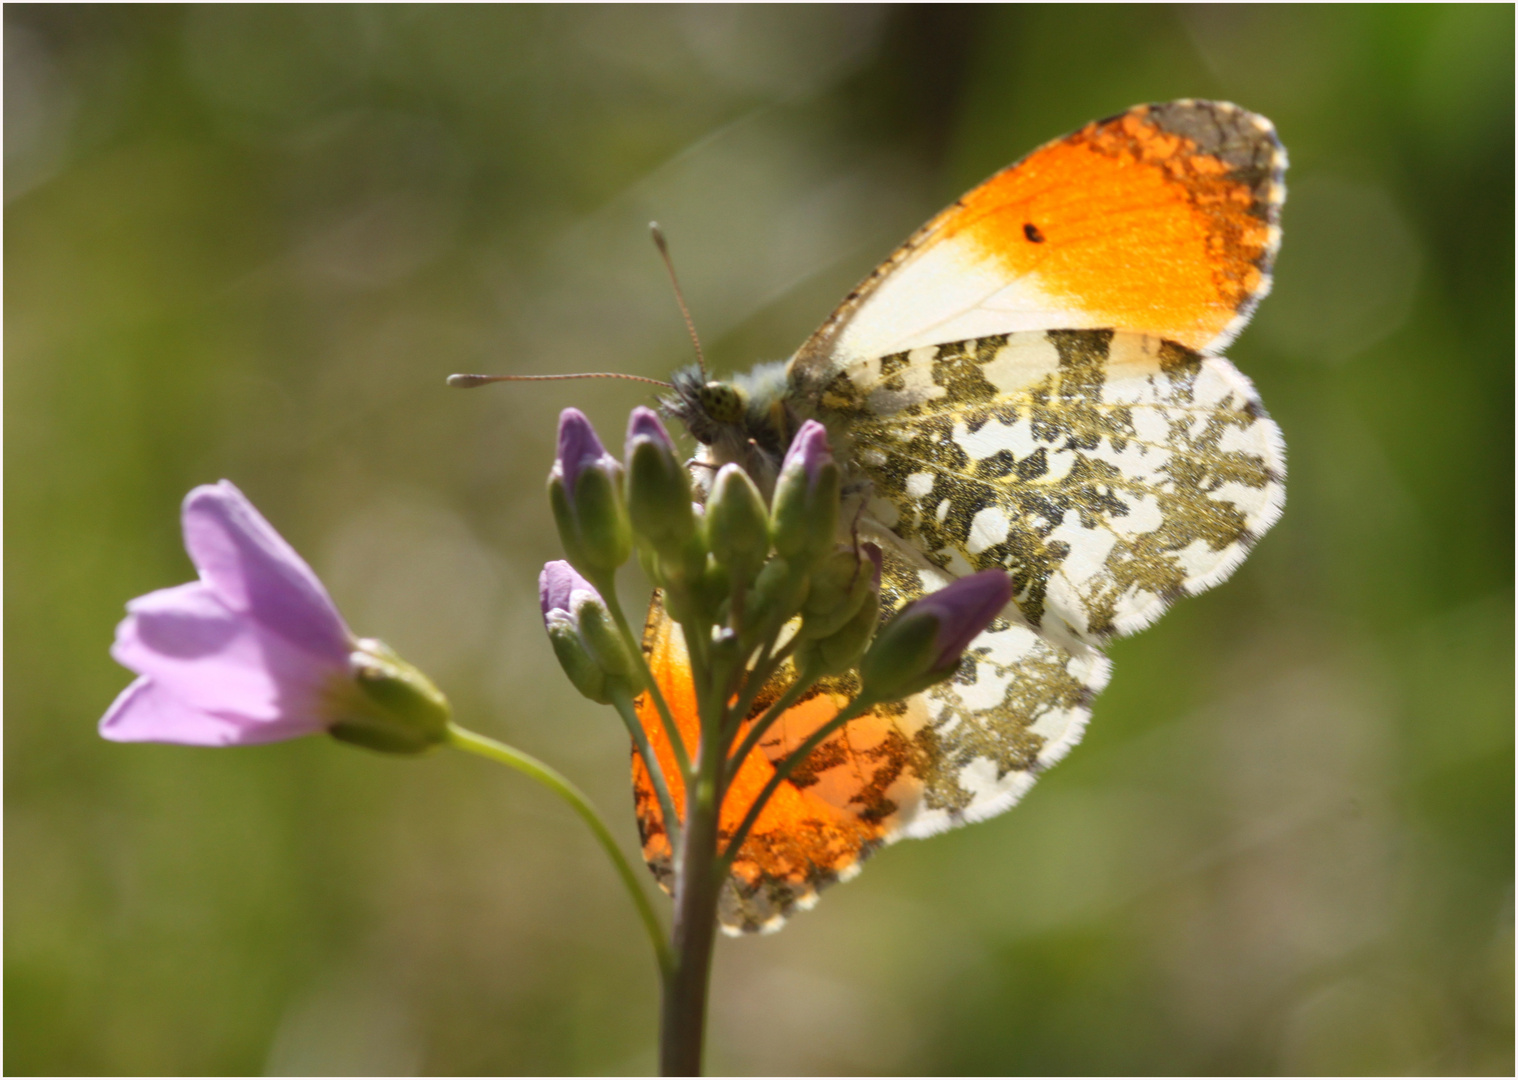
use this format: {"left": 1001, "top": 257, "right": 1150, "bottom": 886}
{"left": 632, "top": 100, "right": 1287, "bottom": 934}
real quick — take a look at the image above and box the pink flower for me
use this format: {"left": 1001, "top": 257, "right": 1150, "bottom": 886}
{"left": 100, "top": 481, "right": 447, "bottom": 752}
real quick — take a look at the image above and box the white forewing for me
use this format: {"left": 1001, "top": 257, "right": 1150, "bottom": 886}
{"left": 827, "top": 238, "right": 1091, "bottom": 366}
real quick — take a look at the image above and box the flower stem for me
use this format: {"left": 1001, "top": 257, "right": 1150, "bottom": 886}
{"left": 609, "top": 684, "right": 682, "bottom": 851}
{"left": 601, "top": 586, "right": 693, "bottom": 779}
{"left": 658, "top": 687, "right": 725, "bottom": 1076}
{"left": 722, "top": 663, "right": 816, "bottom": 788}
{"left": 444, "top": 721, "right": 672, "bottom": 977}
{"left": 717, "top": 694, "right": 878, "bottom": 874}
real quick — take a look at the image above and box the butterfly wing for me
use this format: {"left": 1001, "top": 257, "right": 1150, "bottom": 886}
{"left": 633, "top": 597, "right": 889, "bottom": 933}
{"left": 811, "top": 329, "right": 1285, "bottom": 648}
{"left": 790, "top": 100, "right": 1285, "bottom": 389}
{"left": 633, "top": 537, "right": 1110, "bottom": 934}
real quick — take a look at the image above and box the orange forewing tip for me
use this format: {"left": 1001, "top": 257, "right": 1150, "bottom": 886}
{"left": 796, "top": 100, "right": 1285, "bottom": 368}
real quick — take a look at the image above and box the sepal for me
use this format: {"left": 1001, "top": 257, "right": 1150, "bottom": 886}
{"left": 330, "top": 638, "right": 451, "bottom": 755}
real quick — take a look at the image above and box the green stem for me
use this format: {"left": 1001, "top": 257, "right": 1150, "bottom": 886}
{"left": 609, "top": 684, "right": 683, "bottom": 851}
{"left": 444, "top": 722, "right": 672, "bottom": 977}
{"left": 658, "top": 657, "right": 727, "bottom": 1076}
{"left": 721, "top": 636, "right": 798, "bottom": 744}
{"left": 716, "top": 695, "right": 878, "bottom": 874}
{"left": 722, "top": 666, "right": 818, "bottom": 789}
{"left": 602, "top": 587, "right": 693, "bottom": 779}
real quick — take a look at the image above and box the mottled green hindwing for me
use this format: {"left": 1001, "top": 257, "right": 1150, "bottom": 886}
{"left": 804, "top": 329, "right": 1286, "bottom": 649}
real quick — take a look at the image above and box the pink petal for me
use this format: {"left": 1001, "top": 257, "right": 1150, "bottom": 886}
{"left": 112, "top": 580, "right": 342, "bottom": 726}
{"left": 557, "top": 408, "right": 614, "bottom": 495}
{"left": 625, "top": 406, "right": 676, "bottom": 456}
{"left": 181, "top": 481, "right": 351, "bottom": 660}
{"left": 781, "top": 420, "right": 833, "bottom": 489}
{"left": 99, "top": 677, "right": 326, "bottom": 746}
{"left": 539, "top": 560, "right": 600, "bottom": 621}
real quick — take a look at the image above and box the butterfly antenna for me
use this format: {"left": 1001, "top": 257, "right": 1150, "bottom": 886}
{"left": 447, "top": 372, "right": 672, "bottom": 389}
{"left": 649, "top": 222, "right": 707, "bottom": 380}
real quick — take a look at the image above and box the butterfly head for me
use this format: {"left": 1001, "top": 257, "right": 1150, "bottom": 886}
{"left": 661, "top": 361, "right": 795, "bottom": 496}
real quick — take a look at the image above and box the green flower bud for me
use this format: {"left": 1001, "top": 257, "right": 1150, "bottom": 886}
{"left": 659, "top": 531, "right": 718, "bottom": 629}
{"left": 800, "top": 547, "right": 875, "bottom": 640}
{"left": 549, "top": 409, "right": 632, "bottom": 575}
{"left": 705, "top": 464, "right": 771, "bottom": 585}
{"left": 707, "top": 626, "right": 742, "bottom": 682}
{"left": 771, "top": 420, "right": 840, "bottom": 565}
{"left": 330, "top": 638, "right": 451, "bottom": 755}
{"left": 858, "top": 570, "right": 1013, "bottom": 702}
{"left": 539, "top": 561, "right": 636, "bottom": 705}
{"left": 747, "top": 556, "right": 810, "bottom": 637}
{"left": 796, "top": 590, "right": 880, "bottom": 678}
{"left": 625, "top": 407, "right": 696, "bottom": 562}
{"left": 546, "top": 617, "right": 610, "bottom": 704}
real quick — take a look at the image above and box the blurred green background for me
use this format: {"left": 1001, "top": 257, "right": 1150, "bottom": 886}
{"left": 6, "top": 5, "right": 1512, "bottom": 1075}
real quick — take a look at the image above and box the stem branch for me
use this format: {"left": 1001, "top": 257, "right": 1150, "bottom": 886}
{"left": 717, "top": 694, "right": 877, "bottom": 873}
{"left": 603, "top": 587, "right": 693, "bottom": 779}
{"left": 610, "top": 684, "right": 682, "bottom": 851}
{"left": 444, "top": 722, "right": 671, "bottom": 977}
{"left": 721, "top": 666, "right": 817, "bottom": 791}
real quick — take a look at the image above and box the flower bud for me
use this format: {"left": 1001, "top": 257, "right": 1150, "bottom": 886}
{"left": 770, "top": 420, "right": 840, "bottom": 565}
{"left": 858, "top": 570, "right": 1013, "bottom": 701}
{"left": 704, "top": 464, "right": 771, "bottom": 585}
{"left": 747, "top": 556, "right": 809, "bottom": 637}
{"left": 799, "top": 545, "right": 878, "bottom": 640}
{"left": 548, "top": 409, "right": 631, "bottom": 575}
{"left": 538, "top": 561, "right": 635, "bottom": 704}
{"left": 625, "top": 407, "right": 697, "bottom": 563}
{"left": 574, "top": 594, "right": 639, "bottom": 683}
{"left": 795, "top": 588, "right": 879, "bottom": 677}
{"left": 330, "top": 638, "right": 451, "bottom": 754}
{"left": 546, "top": 616, "right": 610, "bottom": 704}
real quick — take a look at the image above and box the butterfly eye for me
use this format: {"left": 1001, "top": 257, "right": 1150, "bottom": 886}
{"left": 1023, "top": 223, "right": 1045, "bottom": 243}
{"left": 699, "top": 381, "right": 748, "bottom": 425}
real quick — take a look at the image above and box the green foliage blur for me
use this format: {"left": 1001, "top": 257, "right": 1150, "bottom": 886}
{"left": 7, "top": 5, "right": 1512, "bottom": 1075}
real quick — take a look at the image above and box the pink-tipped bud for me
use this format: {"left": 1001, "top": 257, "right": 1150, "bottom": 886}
{"left": 771, "top": 420, "right": 840, "bottom": 564}
{"left": 914, "top": 570, "right": 1014, "bottom": 671}
{"left": 549, "top": 410, "right": 631, "bottom": 575}
{"left": 538, "top": 560, "right": 635, "bottom": 704}
{"left": 625, "top": 406, "right": 676, "bottom": 456}
{"left": 859, "top": 570, "right": 1013, "bottom": 701}
{"left": 624, "top": 406, "right": 696, "bottom": 565}
{"left": 781, "top": 420, "right": 832, "bottom": 491}
{"left": 539, "top": 559, "right": 601, "bottom": 623}
{"left": 557, "top": 408, "right": 615, "bottom": 494}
